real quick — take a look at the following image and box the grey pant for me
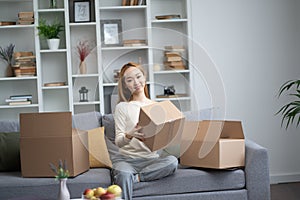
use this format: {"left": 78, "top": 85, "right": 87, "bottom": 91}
{"left": 111, "top": 155, "right": 178, "bottom": 200}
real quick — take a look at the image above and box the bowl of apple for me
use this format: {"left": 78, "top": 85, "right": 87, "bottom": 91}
{"left": 82, "top": 184, "right": 122, "bottom": 200}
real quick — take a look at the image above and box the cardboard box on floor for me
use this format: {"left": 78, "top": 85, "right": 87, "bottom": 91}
{"left": 180, "top": 120, "right": 245, "bottom": 169}
{"left": 138, "top": 100, "right": 185, "bottom": 151}
{"left": 20, "top": 112, "right": 89, "bottom": 177}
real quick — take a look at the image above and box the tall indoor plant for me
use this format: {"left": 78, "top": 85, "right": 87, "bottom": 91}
{"left": 37, "top": 18, "right": 64, "bottom": 50}
{"left": 276, "top": 79, "right": 300, "bottom": 129}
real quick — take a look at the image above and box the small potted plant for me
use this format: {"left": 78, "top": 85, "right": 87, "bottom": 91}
{"left": 49, "top": 160, "right": 70, "bottom": 200}
{"left": 0, "top": 43, "right": 15, "bottom": 77}
{"left": 37, "top": 18, "right": 64, "bottom": 50}
{"left": 276, "top": 79, "right": 300, "bottom": 129}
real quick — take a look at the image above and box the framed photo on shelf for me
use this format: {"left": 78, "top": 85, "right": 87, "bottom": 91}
{"left": 100, "top": 19, "right": 123, "bottom": 47}
{"left": 74, "top": 1, "right": 91, "bottom": 22}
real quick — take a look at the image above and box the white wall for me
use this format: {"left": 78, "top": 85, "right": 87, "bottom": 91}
{"left": 190, "top": 0, "right": 300, "bottom": 183}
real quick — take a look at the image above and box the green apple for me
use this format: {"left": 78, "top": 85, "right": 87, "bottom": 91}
{"left": 94, "top": 187, "right": 107, "bottom": 197}
{"left": 83, "top": 188, "right": 94, "bottom": 199}
{"left": 107, "top": 184, "right": 122, "bottom": 197}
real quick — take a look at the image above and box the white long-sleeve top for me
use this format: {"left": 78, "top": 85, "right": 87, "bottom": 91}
{"left": 114, "top": 101, "right": 159, "bottom": 159}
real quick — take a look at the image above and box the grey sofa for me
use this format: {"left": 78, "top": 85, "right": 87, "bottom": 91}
{"left": 0, "top": 111, "right": 270, "bottom": 200}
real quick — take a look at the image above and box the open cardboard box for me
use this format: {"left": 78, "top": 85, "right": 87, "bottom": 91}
{"left": 20, "top": 112, "right": 89, "bottom": 177}
{"left": 138, "top": 100, "right": 185, "bottom": 151}
{"left": 180, "top": 120, "right": 245, "bottom": 169}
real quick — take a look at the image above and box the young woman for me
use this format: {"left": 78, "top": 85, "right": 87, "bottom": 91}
{"left": 112, "top": 62, "right": 178, "bottom": 200}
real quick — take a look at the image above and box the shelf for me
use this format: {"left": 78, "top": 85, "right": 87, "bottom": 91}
{"left": 69, "top": 22, "right": 97, "bottom": 26}
{"left": 155, "top": 96, "right": 191, "bottom": 101}
{"left": 0, "top": 24, "right": 34, "bottom": 29}
{"left": 103, "top": 82, "right": 118, "bottom": 87}
{"left": 152, "top": 19, "right": 188, "bottom": 23}
{"left": 72, "top": 74, "right": 100, "bottom": 78}
{"left": 0, "top": 103, "right": 39, "bottom": 109}
{"left": 73, "top": 101, "right": 101, "bottom": 105}
{"left": 0, "top": 76, "right": 37, "bottom": 81}
{"left": 101, "top": 46, "right": 148, "bottom": 51}
{"left": 153, "top": 69, "right": 190, "bottom": 74}
{"left": 99, "top": 5, "right": 147, "bottom": 11}
{"left": 40, "top": 49, "right": 67, "bottom": 53}
{"left": 42, "top": 85, "right": 69, "bottom": 90}
{"left": 37, "top": 8, "right": 65, "bottom": 13}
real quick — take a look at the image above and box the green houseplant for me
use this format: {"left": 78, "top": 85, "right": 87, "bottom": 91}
{"left": 276, "top": 79, "right": 300, "bottom": 129}
{"left": 37, "top": 18, "right": 64, "bottom": 50}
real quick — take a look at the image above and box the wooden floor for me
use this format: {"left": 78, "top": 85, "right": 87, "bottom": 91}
{"left": 271, "top": 182, "right": 300, "bottom": 200}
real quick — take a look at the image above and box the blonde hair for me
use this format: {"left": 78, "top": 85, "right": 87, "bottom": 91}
{"left": 117, "top": 62, "right": 149, "bottom": 102}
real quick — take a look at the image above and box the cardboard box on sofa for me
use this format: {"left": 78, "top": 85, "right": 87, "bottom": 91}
{"left": 180, "top": 120, "right": 245, "bottom": 169}
{"left": 138, "top": 100, "right": 185, "bottom": 151}
{"left": 20, "top": 112, "right": 89, "bottom": 177}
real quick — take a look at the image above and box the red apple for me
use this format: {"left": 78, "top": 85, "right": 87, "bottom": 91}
{"left": 83, "top": 188, "right": 94, "bottom": 199}
{"left": 100, "top": 192, "right": 115, "bottom": 200}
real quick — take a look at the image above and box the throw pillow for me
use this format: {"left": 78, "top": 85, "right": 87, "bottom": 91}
{"left": 0, "top": 132, "right": 21, "bottom": 171}
{"left": 101, "top": 114, "right": 115, "bottom": 143}
{"left": 87, "top": 127, "right": 112, "bottom": 168}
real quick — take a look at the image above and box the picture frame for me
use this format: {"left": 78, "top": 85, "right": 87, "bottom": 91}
{"left": 74, "top": 1, "right": 91, "bottom": 22}
{"left": 100, "top": 19, "right": 123, "bottom": 47}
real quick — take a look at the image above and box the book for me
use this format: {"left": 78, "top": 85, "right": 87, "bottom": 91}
{"left": 10, "top": 94, "right": 33, "bottom": 100}
{"left": 165, "top": 45, "right": 185, "bottom": 51}
{"left": 5, "top": 98, "right": 30, "bottom": 103}
{"left": 14, "top": 52, "right": 33, "bottom": 58}
{"left": 0, "top": 21, "right": 16, "bottom": 26}
{"left": 155, "top": 15, "right": 181, "bottom": 20}
{"left": 166, "top": 56, "right": 182, "bottom": 62}
{"left": 9, "top": 101, "right": 31, "bottom": 106}
{"left": 18, "top": 12, "right": 34, "bottom": 18}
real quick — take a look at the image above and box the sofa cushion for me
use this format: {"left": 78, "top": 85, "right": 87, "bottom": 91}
{"left": 101, "top": 114, "right": 115, "bottom": 143}
{"left": 0, "top": 132, "right": 21, "bottom": 172}
{"left": 133, "top": 168, "right": 245, "bottom": 198}
{"left": 0, "top": 120, "right": 19, "bottom": 132}
{"left": 72, "top": 111, "right": 101, "bottom": 131}
{"left": 87, "top": 127, "right": 112, "bottom": 168}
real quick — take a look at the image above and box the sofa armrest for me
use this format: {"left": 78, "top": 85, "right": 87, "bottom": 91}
{"left": 245, "top": 139, "right": 270, "bottom": 200}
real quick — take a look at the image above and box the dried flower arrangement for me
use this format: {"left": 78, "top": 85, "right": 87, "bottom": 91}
{"left": 49, "top": 159, "right": 69, "bottom": 180}
{"left": 76, "top": 40, "right": 93, "bottom": 62}
{"left": 0, "top": 43, "right": 15, "bottom": 65}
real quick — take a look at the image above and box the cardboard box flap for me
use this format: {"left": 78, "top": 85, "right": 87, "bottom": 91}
{"left": 20, "top": 112, "right": 72, "bottom": 137}
{"left": 218, "top": 120, "right": 244, "bottom": 139}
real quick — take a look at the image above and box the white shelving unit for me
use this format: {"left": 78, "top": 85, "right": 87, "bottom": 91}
{"left": 0, "top": 0, "right": 192, "bottom": 120}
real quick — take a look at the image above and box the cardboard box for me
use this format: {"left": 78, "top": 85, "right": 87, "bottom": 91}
{"left": 20, "top": 112, "right": 89, "bottom": 177}
{"left": 138, "top": 100, "right": 185, "bottom": 151}
{"left": 180, "top": 120, "right": 245, "bottom": 169}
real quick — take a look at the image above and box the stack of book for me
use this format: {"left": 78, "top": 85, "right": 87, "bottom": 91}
{"left": 13, "top": 52, "right": 36, "bottom": 77}
{"left": 18, "top": 12, "right": 34, "bottom": 25}
{"left": 123, "top": 39, "right": 147, "bottom": 47}
{"left": 155, "top": 15, "right": 181, "bottom": 20}
{"left": 6, "top": 94, "right": 32, "bottom": 106}
{"left": 122, "top": 0, "right": 144, "bottom": 6}
{"left": 164, "top": 46, "right": 186, "bottom": 70}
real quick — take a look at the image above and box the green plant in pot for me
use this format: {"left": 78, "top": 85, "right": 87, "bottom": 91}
{"left": 37, "top": 18, "right": 64, "bottom": 50}
{"left": 276, "top": 79, "right": 300, "bottom": 129}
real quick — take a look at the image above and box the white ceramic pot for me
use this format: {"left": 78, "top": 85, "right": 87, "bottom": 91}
{"left": 47, "top": 38, "right": 60, "bottom": 50}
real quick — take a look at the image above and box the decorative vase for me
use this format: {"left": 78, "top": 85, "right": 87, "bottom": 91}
{"left": 58, "top": 178, "right": 70, "bottom": 200}
{"left": 79, "top": 61, "right": 87, "bottom": 74}
{"left": 47, "top": 38, "right": 60, "bottom": 50}
{"left": 6, "top": 64, "right": 14, "bottom": 77}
